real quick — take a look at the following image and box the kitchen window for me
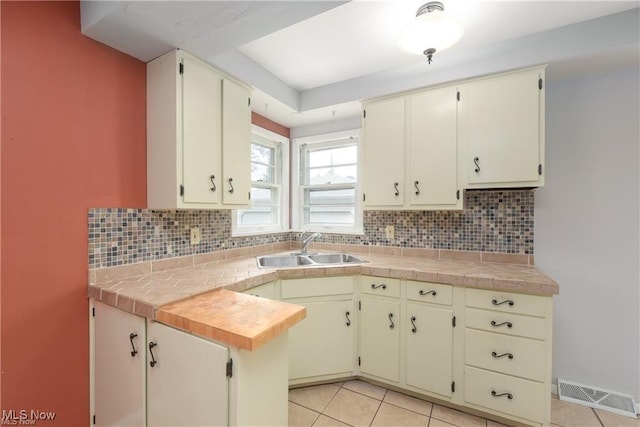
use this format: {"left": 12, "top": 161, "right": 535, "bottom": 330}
{"left": 292, "top": 130, "right": 362, "bottom": 233}
{"left": 232, "top": 126, "right": 289, "bottom": 235}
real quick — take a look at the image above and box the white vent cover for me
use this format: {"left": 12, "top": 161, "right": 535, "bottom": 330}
{"left": 558, "top": 378, "right": 638, "bottom": 419}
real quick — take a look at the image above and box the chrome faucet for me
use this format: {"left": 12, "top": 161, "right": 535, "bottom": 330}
{"left": 300, "top": 231, "right": 322, "bottom": 255}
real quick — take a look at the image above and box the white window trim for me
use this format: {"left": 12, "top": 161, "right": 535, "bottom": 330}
{"left": 291, "top": 129, "right": 363, "bottom": 234}
{"left": 231, "top": 125, "right": 290, "bottom": 236}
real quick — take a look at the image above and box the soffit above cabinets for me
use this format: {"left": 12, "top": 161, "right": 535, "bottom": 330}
{"left": 81, "top": 1, "right": 639, "bottom": 128}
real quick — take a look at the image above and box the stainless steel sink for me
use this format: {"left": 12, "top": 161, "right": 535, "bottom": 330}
{"left": 256, "top": 253, "right": 367, "bottom": 269}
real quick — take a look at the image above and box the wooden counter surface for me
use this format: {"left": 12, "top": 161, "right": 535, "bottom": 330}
{"left": 155, "top": 289, "right": 306, "bottom": 351}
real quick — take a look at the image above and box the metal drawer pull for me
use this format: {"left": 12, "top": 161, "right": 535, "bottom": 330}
{"left": 491, "top": 390, "right": 513, "bottom": 400}
{"left": 419, "top": 289, "right": 437, "bottom": 296}
{"left": 129, "top": 333, "right": 138, "bottom": 357}
{"left": 491, "top": 351, "right": 514, "bottom": 360}
{"left": 473, "top": 156, "right": 480, "bottom": 173}
{"left": 210, "top": 175, "right": 216, "bottom": 192}
{"left": 345, "top": 311, "right": 351, "bottom": 327}
{"left": 410, "top": 316, "right": 417, "bottom": 333}
{"left": 394, "top": 182, "right": 400, "bottom": 196}
{"left": 371, "top": 283, "right": 387, "bottom": 290}
{"left": 414, "top": 180, "right": 420, "bottom": 196}
{"left": 492, "top": 299, "right": 514, "bottom": 306}
{"left": 490, "top": 320, "right": 513, "bottom": 328}
{"left": 388, "top": 313, "right": 395, "bottom": 329}
{"left": 149, "top": 342, "right": 158, "bottom": 367}
{"left": 228, "top": 177, "right": 235, "bottom": 194}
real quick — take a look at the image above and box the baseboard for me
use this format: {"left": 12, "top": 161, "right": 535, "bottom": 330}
{"left": 551, "top": 383, "right": 558, "bottom": 397}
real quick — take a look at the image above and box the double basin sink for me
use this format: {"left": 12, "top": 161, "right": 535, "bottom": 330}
{"left": 257, "top": 252, "right": 367, "bottom": 269}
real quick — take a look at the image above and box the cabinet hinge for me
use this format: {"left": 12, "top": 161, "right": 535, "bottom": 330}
{"left": 363, "top": 110, "right": 366, "bottom": 119}
{"left": 456, "top": 190, "right": 460, "bottom": 200}
{"left": 451, "top": 381, "right": 456, "bottom": 393}
{"left": 456, "top": 91, "right": 460, "bottom": 101}
{"left": 358, "top": 301, "right": 361, "bottom": 311}
{"left": 179, "top": 62, "right": 184, "bottom": 75}
{"left": 179, "top": 185, "right": 184, "bottom": 197}
{"left": 92, "top": 307, "right": 95, "bottom": 317}
{"left": 248, "top": 97, "right": 251, "bottom": 107}
{"left": 538, "top": 78, "right": 543, "bottom": 90}
{"left": 226, "top": 359, "right": 233, "bottom": 378}
{"left": 452, "top": 316, "right": 456, "bottom": 327}
{"left": 248, "top": 191, "right": 251, "bottom": 200}
{"left": 358, "top": 356, "right": 361, "bottom": 366}
{"left": 538, "top": 164, "right": 543, "bottom": 176}
{"left": 362, "top": 193, "right": 366, "bottom": 202}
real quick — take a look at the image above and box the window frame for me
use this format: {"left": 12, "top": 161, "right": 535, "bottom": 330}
{"left": 291, "top": 129, "right": 363, "bottom": 234}
{"left": 231, "top": 125, "right": 290, "bottom": 236}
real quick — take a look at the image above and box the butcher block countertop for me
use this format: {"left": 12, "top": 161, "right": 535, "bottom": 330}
{"left": 88, "top": 244, "right": 558, "bottom": 351}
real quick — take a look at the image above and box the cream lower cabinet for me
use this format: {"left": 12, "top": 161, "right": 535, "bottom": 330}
{"left": 359, "top": 277, "right": 401, "bottom": 384}
{"left": 243, "top": 281, "right": 278, "bottom": 300}
{"left": 405, "top": 281, "right": 455, "bottom": 399}
{"left": 463, "top": 288, "right": 553, "bottom": 426}
{"left": 281, "top": 277, "right": 356, "bottom": 384}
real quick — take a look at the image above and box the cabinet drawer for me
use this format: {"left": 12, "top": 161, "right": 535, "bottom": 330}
{"left": 466, "top": 288, "right": 550, "bottom": 318}
{"left": 406, "top": 281, "right": 452, "bottom": 305}
{"left": 464, "top": 366, "right": 546, "bottom": 423}
{"left": 465, "top": 329, "right": 546, "bottom": 382}
{"left": 360, "top": 277, "right": 400, "bottom": 298}
{"left": 244, "top": 282, "right": 277, "bottom": 300}
{"left": 281, "top": 276, "right": 353, "bottom": 299}
{"left": 465, "top": 308, "right": 546, "bottom": 340}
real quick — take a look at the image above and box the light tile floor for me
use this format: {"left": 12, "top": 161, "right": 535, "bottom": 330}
{"left": 289, "top": 380, "right": 640, "bottom": 427}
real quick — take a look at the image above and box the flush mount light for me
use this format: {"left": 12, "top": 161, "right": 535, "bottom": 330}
{"left": 398, "top": 1, "right": 464, "bottom": 64}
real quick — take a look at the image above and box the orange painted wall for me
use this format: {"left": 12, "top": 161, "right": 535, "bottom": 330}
{"left": 1, "top": 2, "right": 146, "bottom": 423}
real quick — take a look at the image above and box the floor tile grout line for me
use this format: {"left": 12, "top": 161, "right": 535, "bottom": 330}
{"left": 592, "top": 408, "right": 605, "bottom": 427}
{"left": 367, "top": 389, "right": 386, "bottom": 427}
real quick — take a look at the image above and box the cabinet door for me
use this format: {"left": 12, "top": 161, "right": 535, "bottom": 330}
{"left": 222, "top": 79, "right": 251, "bottom": 205}
{"left": 408, "top": 86, "right": 461, "bottom": 209}
{"left": 362, "top": 97, "right": 405, "bottom": 207}
{"left": 462, "top": 69, "right": 542, "bottom": 186}
{"left": 94, "top": 302, "right": 146, "bottom": 427}
{"left": 146, "top": 322, "right": 229, "bottom": 426}
{"left": 289, "top": 299, "right": 355, "bottom": 380}
{"left": 181, "top": 54, "right": 222, "bottom": 205}
{"left": 359, "top": 297, "right": 400, "bottom": 383}
{"left": 406, "top": 303, "right": 454, "bottom": 397}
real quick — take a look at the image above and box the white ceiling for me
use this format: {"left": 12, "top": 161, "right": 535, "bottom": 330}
{"left": 81, "top": 1, "right": 640, "bottom": 130}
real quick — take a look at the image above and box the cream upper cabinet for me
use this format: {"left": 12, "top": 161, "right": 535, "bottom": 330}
{"left": 407, "top": 86, "right": 461, "bottom": 209}
{"left": 459, "top": 66, "right": 545, "bottom": 188}
{"left": 362, "top": 96, "right": 406, "bottom": 207}
{"left": 147, "top": 49, "right": 251, "bottom": 209}
{"left": 362, "top": 87, "right": 461, "bottom": 210}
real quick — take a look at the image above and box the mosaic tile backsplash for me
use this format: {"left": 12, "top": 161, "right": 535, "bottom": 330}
{"left": 88, "top": 189, "right": 534, "bottom": 269}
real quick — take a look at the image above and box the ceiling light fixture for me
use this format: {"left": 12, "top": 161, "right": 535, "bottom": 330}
{"left": 398, "top": 1, "right": 464, "bottom": 64}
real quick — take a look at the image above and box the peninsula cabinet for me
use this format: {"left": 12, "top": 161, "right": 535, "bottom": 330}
{"left": 147, "top": 49, "right": 251, "bottom": 209}
{"left": 281, "top": 277, "right": 356, "bottom": 384}
{"left": 361, "top": 86, "right": 462, "bottom": 211}
{"left": 458, "top": 66, "right": 546, "bottom": 188}
{"left": 91, "top": 300, "right": 288, "bottom": 427}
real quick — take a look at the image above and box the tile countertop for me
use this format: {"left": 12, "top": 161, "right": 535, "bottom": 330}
{"left": 88, "top": 248, "right": 558, "bottom": 351}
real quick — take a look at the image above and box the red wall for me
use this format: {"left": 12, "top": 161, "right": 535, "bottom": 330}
{"left": 1, "top": 2, "right": 146, "bottom": 424}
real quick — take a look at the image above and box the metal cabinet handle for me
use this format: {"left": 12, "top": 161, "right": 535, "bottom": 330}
{"left": 410, "top": 316, "right": 417, "bottom": 333}
{"left": 414, "top": 180, "right": 420, "bottom": 196}
{"left": 473, "top": 156, "right": 480, "bottom": 173}
{"left": 228, "top": 177, "right": 234, "bottom": 194}
{"left": 388, "top": 313, "right": 395, "bottom": 329}
{"left": 490, "top": 320, "right": 513, "bottom": 328}
{"left": 149, "top": 342, "right": 158, "bottom": 367}
{"left": 491, "top": 390, "right": 513, "bottom": 400}
{"left": 345, "top": 311, "right": 351, "bottom": 327}
{"left": 129, "top": 333, "right": 138, "bottom": 357}
{"left": 491, "top": 351, "right": 514, "bottom": 359}
{"left": 419, "top": 289, "right": 437, "bottom": 297}
{"left": 394, "top": 182, "right": 400, "bottom": 196}
{"left": 492, "top": 299, "right": 514, "bottom": 306}
{"left": 210, "top": 175, "right": 216, "bottom": 192}
{"left": 371, "top": 283, "right": 387, "bottom": 290}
